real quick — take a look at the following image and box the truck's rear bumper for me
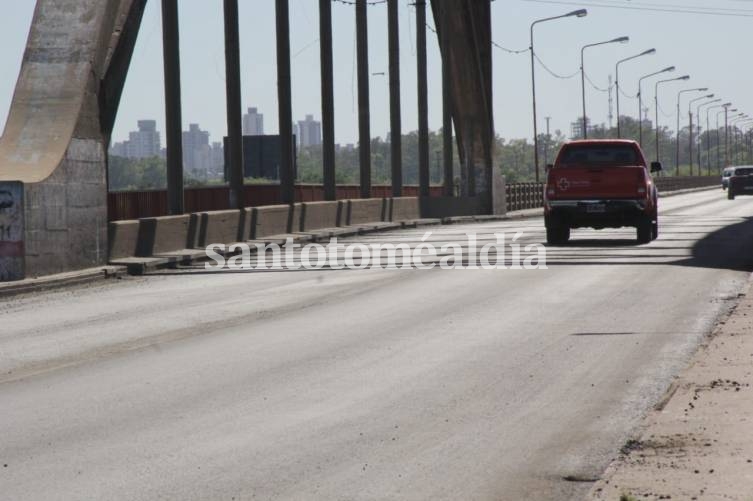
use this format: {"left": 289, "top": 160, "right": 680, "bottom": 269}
{"left": 546, "top": 199, "right": 650, "bottom": 229}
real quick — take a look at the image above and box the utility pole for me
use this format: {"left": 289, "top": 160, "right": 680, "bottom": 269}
{"left": 725, "top": 106, "right": 730, "bottom": 169}
{"left": 543, "top": 117, "right": 551, "bottom": 166}
{"left": 607, "top": 75, "right": 614, "bottom": 131}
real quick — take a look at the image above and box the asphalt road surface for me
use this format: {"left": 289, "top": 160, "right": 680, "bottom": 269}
{"left": 2, "top": 189, "right": 753, "bottom": 500}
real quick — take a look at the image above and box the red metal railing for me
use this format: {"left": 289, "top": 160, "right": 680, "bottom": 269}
{"left": 107, "top": 184, "right": 443, "bottom": 221}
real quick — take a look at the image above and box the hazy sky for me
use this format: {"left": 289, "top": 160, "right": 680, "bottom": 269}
{"left": 1, "top": 0, "right": 752, "bottom": 147}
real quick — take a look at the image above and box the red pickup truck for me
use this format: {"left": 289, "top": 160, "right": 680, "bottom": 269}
{"left": 543, "top": 140, "right": 662, "bottom": 245}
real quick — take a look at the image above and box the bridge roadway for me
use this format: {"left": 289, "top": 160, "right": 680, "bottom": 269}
{"left": 2, "top": 189, "right": 752, "bottom": 500}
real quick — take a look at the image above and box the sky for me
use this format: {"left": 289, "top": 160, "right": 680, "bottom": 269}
{"left": 1, "top": 0, "right": 752, "bottom": 147}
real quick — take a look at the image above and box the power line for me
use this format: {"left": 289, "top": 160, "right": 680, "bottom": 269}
{"left": 492, "top": 41, "right": 529, "bottom": 55}
{"left": 534, "top": 54, "right": 579, "bottom": 79}
{"left": 584, "top": 72, "right": 610, "bottom": 93}
{"left": 523, "top": 0, "right": 753, "bottom": 17}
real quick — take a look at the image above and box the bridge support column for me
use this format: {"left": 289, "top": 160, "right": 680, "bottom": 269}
{"left": 224, "top": 0, "right": 245, "bottom": 209}
{"left": 440, "top": 1, "right": 454, "bottom": 197}
{"left": 431, "top": 0, "right": 494, "bottom": 211}
{"left": 161, "top": 0, "right": 184, "bottom": 215}
{"left": 276, "top": 0, "right": 295, "bottom": 205}
{"left": 356, "top": 0, "right": 371, "bottom": 199}
{"left": 319, "top": 0, "right": 336, "bottom": 201}
{"left": 416, "top": 0, "right": 430, "bottom": 198}
{"left": 387, "top": 0, "right": 402, "bottom": 198}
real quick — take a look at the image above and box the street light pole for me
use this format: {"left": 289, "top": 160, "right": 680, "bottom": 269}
{"left": 688, "top": 94, "right": 721, "bottom": 176}
{"left": 716, "top": 108, "right": 733, "bottom": 172}
{"left": 530, "top": 9, "right": 587, "bottom": 182}
{"left": 731, "top": 115, "right": 749, "bottom": 166}
{"left": 705, "top": 103, "right": 724, "bottom": 175}
{"left": 690, "top": 98, "right": 721, "bottom": 176}
{"left": 725, "top": 104, "right": 732, "bottom": 169}
{"left": 615, "top": 48, "right": 656, "bottom": 138}
{"left": 655, "top": 75, "right": 689, "bottom": 163}
{"left": 675, "top": 88, "right": 707, "bottom": 175}
{"left": 638, "top": 66, "right": 675, "bottom": 147}
{"left": 581, "top": 36, "right": 629, "bottom": 139}
{"left": 694, "top": 100, "right": 722, "bottom": 175}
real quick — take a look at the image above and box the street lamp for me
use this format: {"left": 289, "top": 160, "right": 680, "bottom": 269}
{"left": 736, "top": 119, "right": 753, "bottom": 164}
{"left": 688, "top": 94, "right": 721, "bottom": 176}
{"left": 580, "top": 35, "right": 630, "bottom": 139}
{"left": 716, "top": 106, "right": 734, "bottom": 171}
{"left": 530, "top": 9, "right": 587, "bottom": 182}
{"left": 655, "top": 75, "right": 690, "bottom": 162}
{"left": 704, "top": 103, "right": 725, "bottom": 175}
{"left": 724, "top": 103, "right": 734, "bottom": 169}
{"left": 675, "top": 88, "right": 708, "bottom": 174}
{"left": 638, "top": 66, "right": 675, "bottom": 147}
{"left": 731, "top": 115, "right": 749, "bottom": 166}
{"left": 694, "top": 100, "right": 722, "bottom": 174}
{"left": 615, "top": 48, "right": 656, "bottom": 138}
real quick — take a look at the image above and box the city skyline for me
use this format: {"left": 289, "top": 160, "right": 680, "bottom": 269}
{"left": 2, "top": 1, "right": 753, "bottom": 148}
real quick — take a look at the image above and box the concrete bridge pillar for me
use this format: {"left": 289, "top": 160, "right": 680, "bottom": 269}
{"left": 0, "top": 0, "right": 146, "bottom": 280}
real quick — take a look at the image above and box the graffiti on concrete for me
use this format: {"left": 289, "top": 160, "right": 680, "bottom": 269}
{"left": 0, "top": 190, "right": 13, "bottom": 211}
{"left": 0, "top": 182, "right": 24, "bottom": 281}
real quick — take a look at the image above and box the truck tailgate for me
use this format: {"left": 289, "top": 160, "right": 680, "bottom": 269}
{"left": 549, "top": 166, "right": 645, "bottom": 199}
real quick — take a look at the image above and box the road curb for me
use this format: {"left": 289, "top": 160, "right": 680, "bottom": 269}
{"left": 659, "top": 185, "right": 719, "bottom": 198}
{"left": 588, "top": 273, "right": 753, "bottom": 500}
{"left": 0, "top": 266, "right": 126, "bottom": 298}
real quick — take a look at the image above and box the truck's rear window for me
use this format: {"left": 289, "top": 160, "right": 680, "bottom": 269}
{"left": 559, "top": 145, "right": 641, "bottom": 167}
{"left": 734, "top": 168, "right": 753, "bottom": 176}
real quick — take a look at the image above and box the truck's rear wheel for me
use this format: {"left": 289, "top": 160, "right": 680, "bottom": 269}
{"left": 637, "top": 217, "right": 652, "bottom": 244}
{"left": 546, "top": 226, "right": 570, "bottom": 245}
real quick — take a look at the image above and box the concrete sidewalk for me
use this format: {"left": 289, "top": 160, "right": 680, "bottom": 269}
{"left": 589, "top": 275, "right": 753, "bottom": 501}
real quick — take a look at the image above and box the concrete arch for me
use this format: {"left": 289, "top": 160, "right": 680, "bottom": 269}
{"left": 0, "top": 0, "right": 145, "bottom": 280}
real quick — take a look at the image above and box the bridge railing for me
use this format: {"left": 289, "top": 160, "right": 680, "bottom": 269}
{"left": 108, "top": 184, "right": 444, "bottom": 221}
{"left": 504, "top": 176, "right": 719, "bottom": 213}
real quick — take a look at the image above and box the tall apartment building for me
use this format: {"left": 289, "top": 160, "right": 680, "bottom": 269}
{"left": 127, "top": 120, "right": 161, "bottom": 158}
{"left": 242, "top": 107, "right": 264, "bottom": 136}
{"left": 182, "top": 123, "right": 210, "bottom": 177}
{"left": 296, "top": 114, "right": 321, "bottom": 149}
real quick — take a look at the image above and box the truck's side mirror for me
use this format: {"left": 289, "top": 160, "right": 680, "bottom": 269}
{"left": 650, "top": 162, "right": 663, "bottom": 173}
{"left": 545, "top": 164, "right": 554, "bottom": 171}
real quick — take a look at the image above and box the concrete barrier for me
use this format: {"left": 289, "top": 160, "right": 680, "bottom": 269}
{"left": 107, "top": 219, "right": 140, "bottom": 260}
{"left": 346, "top": 198, "right": 386, "bottom": 226}
{"left": 251, "top": 204, "right": 296, "bottom": 239}
{"left": 196, "top": 209, "right": 247, "bottom": 247}
{"left": 389, "top": 197, "right": 420, "bottom": 222}
{"left": 135, "top": 214, "right": 193, "bottom": 256}
{"left": 301, "top": 201, "right": 342, "bottom": 231}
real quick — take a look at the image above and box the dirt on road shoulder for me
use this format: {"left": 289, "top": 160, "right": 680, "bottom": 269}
{"left": 589, "top": 276, "right": 753, "bottom": 501}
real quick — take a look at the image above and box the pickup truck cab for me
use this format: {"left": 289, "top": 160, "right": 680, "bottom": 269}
{"left": 544, "top": 140, "right": 661, "bottom": 245}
